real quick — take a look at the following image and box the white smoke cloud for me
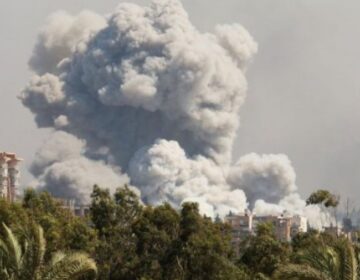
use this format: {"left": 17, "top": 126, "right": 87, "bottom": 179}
{"left": 30, "top": 131, "right": 129, "bottom": 204}
{"left": 21, "top": 0, "right": 258, "bottom": 167}
{"left": 214, "top": 24, "right": 258, "bottom": 70}
{"left": 20, "top": 0, "right": 329, "bottom": 226}
{"left": 129, "top": 139, "right": 247, "bottom": 218}
{"left": 38, "top": 157, "right": 129, "bottom": 204}
{"left": 29, "top": 10, "right": 107, "bottom": 75}
{"left": 30, "top": 131, "right": 85, "bottom": 176}
{"left": 228, "top": 153, "right": 297, "bottom": 208}
{"left": 253, "top": 193, "right": 333, "bottom": 229}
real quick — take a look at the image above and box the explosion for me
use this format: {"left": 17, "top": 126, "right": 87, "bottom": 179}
{"left": 21, "top": 0, "right": 323, "bottom": 227}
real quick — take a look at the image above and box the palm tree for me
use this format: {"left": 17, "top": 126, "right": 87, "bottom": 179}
{"left": 0, "top": 223, "right": 97, "bottom": 280}
{"left": 273, "top": 238, "right": 358, "bottom": 280}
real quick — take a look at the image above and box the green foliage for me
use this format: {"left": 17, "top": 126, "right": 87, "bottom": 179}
{"left": 131, "top": 203, "right": 180, "bottom": 279}
{"left": 0, "top": 198, "right": 28, "bottom": 237}
{"left": 22, "top": 189, "right": 97, "bottom": 259}
{"left": 306, "top": 189, "right": 341, "bottom": 231}
{"left": 274, "top": 236, "right": 359, "bottom": 280}
{"left": 1, "top": 186, "right": 360, "bottom": 280}
{"left": 291, "top": 229, "right": 320, "bottom": 253}
{"left": 239, "top": 222, "right": 291, "bottom": 277}
{"left": 162, "top": 202, "right": 242, "bottom": 280}
{"left": 90, "top": 185, "right": 142, "bottom": 279}
{"left": 90, "top": 187, "right": 245, "bottom": 279}
{"left": 0, "top": 223, "right": 97, "bottom": 280}
{"left": 306, "top": 189, "right": 340, "bottom": 208}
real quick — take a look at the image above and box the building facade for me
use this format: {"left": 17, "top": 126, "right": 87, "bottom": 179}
{"left": 225, "top": 211, "right": 308, "bottom": 246}
{"left": 290, "top": 215, "right": 308, "bottom": 238}
{"left": 0, "top": 152, "right": 22, "bottom": 202}
{"left": 252, "top": 215, "right": 294, "bottom": 242}
{"left": 59, "top": 199, "right": 90, "bottom": 217}
{"left": 225, "top": 210, "right": 253, "bottom": 255}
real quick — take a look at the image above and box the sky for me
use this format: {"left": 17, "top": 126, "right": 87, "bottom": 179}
{"left": 1, "top": 0, "right": 360, "bottom": 205}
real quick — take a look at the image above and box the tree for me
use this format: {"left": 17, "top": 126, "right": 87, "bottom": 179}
{"left": 239, "top": 222, "right": 291, "bottom": 277}
{"left": 306, "top": 189, "right": 340, "bottom": 228}
{"left": 306, "top": 190, "right": 339, "bottom": 208}
{"left": 0, "top": 223, "right": 97, "bottom": 280}
{"left": 163, "top": 202, "right": 245, "bottom": 280}
{"left": 291, "top": 229, "right": 320, "bottom": 253}
{"left": 131, "top": 203, "right": 180, "bottom": 279}
{"left": 0, "top": 198, "right": 29, "bottom": 237}
{"left": 22, "top": 189, "right": 97, "bottom": 259}
{"left": 90, "top": 185, "right": 142, "bottom": 279}
{"left": 274, "top": 237, "right": 358, "bottom": 280}
{"left": 0, "top": 187, "right": 258, "bottom": 279}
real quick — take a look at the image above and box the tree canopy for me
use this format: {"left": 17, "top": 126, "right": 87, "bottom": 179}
{"left": 0, "top": 186, "right": 356, "bottom": 279}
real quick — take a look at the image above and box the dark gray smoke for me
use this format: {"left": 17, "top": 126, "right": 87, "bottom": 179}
{"left": 21, "top": 0, "right": 325, "bottom": 227}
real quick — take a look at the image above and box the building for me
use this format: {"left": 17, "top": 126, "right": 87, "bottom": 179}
{"left": 225, "top": 210, "right": 308, "bottom": 245}
{"left": 0, "top": 152, "right": 22, "bottom": 202}
{"left": 290, "top": 215, "right": 308, "bottom": 238}
{"left": 224, "top": 210, "right": 253, "bottom": 255}
{"left": 59, "top": 199, "right": 90, "bottom": 217}
{"left": 323, "top": 224, "right": 342, "bottom": 237}
{"left": 275, "top": 216, "right": 293, "bottom": 242}
{"left": 253, "top": 214, "right": 293, "bottom": 242}
{"left": 252, "top": 215, "right": 278, "bottom": 231}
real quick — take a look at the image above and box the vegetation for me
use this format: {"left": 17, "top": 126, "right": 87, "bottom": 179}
{"left": 240, "top": 222, "right": 291, "bottom": 277}
{"left": 0, "top": 222, "right": 96, "bottom": 280}
{"left": 306, "top": 189, "right": 340, "bottom": 228}
{"left": 274, "top": 237, "right": 358, "bottom": 280}
{"left": 0, "top": 186, "right": 358, "bottom": 279}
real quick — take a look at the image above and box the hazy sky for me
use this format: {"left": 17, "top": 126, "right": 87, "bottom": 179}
{"left": 1, "top": 0, "right": 360, "bottom": 203}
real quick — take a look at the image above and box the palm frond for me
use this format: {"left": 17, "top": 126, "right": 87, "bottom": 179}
{"left": 42, "top": 252, "right": 97, "bottom": 280}
{"left": 273, "top": 263, "right": 332, "bottom": 280}
{"left": 333, "top": 239, "right": 357, "bottom": 280}
{"left": 1, "top": 223, "right": 23, "bottom": 272}
{"left": 19, "top": 224, "right": 47, "bottom": 280}
{"left": 49, "top": 251, "right": 66, "bottom": 266}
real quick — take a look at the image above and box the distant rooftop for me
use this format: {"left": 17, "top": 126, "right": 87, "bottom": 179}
{"left": 0, "top": 152, "right": 23, "bottom": 161}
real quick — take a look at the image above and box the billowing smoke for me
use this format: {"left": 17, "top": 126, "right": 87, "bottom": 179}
{"left": 129, "top": 139, "right": 247, "bottom": 217}
{"left": 21, "top": 0, "right": 324, "bottom": 228}
{"left": 228, "top": 153, "right": 297, "bottom": 208}
{"left": 29, "top": 10, "right": 107, "bottom": 75}
{"left": 30, "top": 131, "right": 130, "bottom": 203}
{"left": 253, "top": 194, "right": 332, "bottom": 230}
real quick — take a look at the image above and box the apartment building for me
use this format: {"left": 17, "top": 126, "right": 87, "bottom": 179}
{"left": 225, "top": 210, "right": 308, "bottom": 246}
{"left": 225, "top": 210, "right": 253, "bottom": 254}
{"left": 0, "top": 152, "right": 22, "bottom": 202}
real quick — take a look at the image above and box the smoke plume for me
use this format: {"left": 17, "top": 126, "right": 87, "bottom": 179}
{"left": 228, "top": 153, "right": 297, "bottom": 208}
{"left": 30, "top": 131, "right": 130, "bottom": 203}
{"left": 21, "top": 0, "right": 324, "bottom": 227}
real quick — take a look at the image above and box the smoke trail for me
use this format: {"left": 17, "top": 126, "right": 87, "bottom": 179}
{"left": 21, "top": 0, "right": 324, "bottom": 227}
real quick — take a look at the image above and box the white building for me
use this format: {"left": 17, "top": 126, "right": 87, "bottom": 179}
{"left": 290, "top": 215, "right": 308, "bottom": 238}
{"left": 0, "top": 152, "right": 22, "bottom": 202}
